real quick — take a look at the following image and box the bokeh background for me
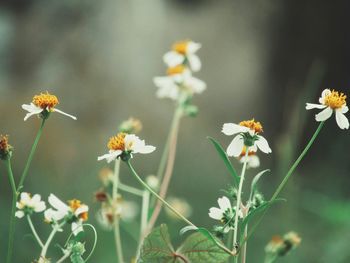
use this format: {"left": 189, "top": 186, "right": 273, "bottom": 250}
{"left": 0, "top": 0, "right": 350, "bottom": 262}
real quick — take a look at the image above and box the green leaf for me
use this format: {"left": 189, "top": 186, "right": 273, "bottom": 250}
{"left": 239, "top": 199, "right": 285, "bottom": 241}
{"left": 177, "top": 232, "right": 230, "bottom": 263}
{"left": 249, "top": 169, "right": 270, "bottom": 201}
{"left": 139, "top": 224, "right": 182, "bottom": 263}
{"left": 71, "top": 254, "right": 85, "bottom": 263}
{"left": 207, "top": 137, "right": 239, "bottom": 186}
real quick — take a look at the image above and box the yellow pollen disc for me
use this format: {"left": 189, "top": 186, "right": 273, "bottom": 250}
{"left": 68, "top": 199, "right": 88, "bottom": 221}
{"left": 32, "top": 92, "right": 59, "bottom": 109}
{"left": 172, "top": 40, "right": 189, "bottom": 54}
{"left": 166, "top": 65, "right": 186, "bottom": 75}
{"left": 0, "top": 135, "right": 10, "bottom": 151}
{"left": 239, "top": 119, "right": 263, "bottom": 134}
{"left": 324, "top": 90, "right": 347, "bottom": 109}
{"left": 107, "top": 132, "right": 126, "bottom": 151}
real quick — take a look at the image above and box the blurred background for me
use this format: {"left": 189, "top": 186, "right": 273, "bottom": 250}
{"left": 0, "top": 0, "right": 349, "bottom": 262}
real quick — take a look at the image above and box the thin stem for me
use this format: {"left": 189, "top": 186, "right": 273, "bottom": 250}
{"left": 114, "top": 220, "right": 124, "bottom": 263}
{"left": 232, "top": 150, "right": 249, "bottom": 254}
{"left": 5, "top": 158, "right": 17, "bottom": 263}
{"left": 40, "top": 222, "right": 65, "bottom": 260}
{"left": 146, "top": 108, "right": 182, "bottom": 232}
{"left": 140, "top": 190, "right": 150, "bottom": 237}
{"left": 127, "top": 161, "right": 195, "bottom": 227}
{"left": 240, "top": 208, "right": 249, "bottom": 263}
{"left": 27, "top": 215, "right": 44, "bottom": 248}
{"left": 242, "top": 121, "right": 325, "bottom": 246}
{"left": 18, "top": 119, "right": 46, "bottom": 191}
{"left": 118, "top": 182, "right": 144, "bottom": 196}
{"left": 56, "top": 252, "right": 70, "bottom": 263}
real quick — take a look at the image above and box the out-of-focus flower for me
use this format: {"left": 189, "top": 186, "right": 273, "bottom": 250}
{"left": 119, "top": 117, "right": 143, "bottom": 134}
{"left": 15, "top": 192, "right": 46, "bottom": 218}
{"left": 154, "top": 67, "right": 206, "bottom": 101}
{"left": 163, "top": 40, "right": 202, "bottom": 72}
{"left": 238, "top": 146, "right": 260, "bottom": 169}
{"left": 222, "top": 119, "right": 272, "bottom": 157}
{"left": 98, "top": 168, "right": 114, "bottom": 186}
{"left": 22, "top": 92, "right": 77, "bottom": 121}
{"left": 265, "top": 231, "right": 301, "bottom": 259}
{"left": 145, "top": 175, "right": 159, "bottom": 190}
{"left": 306, "top": 89, "right": 349, "bottom": 129}
{"left": 44, "top": 194, "right": 88, "bottom": 235}
{"left": 94, "top": 190, "right": 108, "bottom": 202}
{"left": 165, "top": 196, "right": 192, "bottom": 220}
{"left": 97, "top": 133, "right": 155, "bottom": 163}
{"left": 0, "top": 134, "right": 13, "bottom": 160}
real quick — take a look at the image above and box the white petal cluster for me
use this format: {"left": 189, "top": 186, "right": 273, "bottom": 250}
{"left": 15, "top": 192, "right": 46, "bottom": 218}
{"left": 222, "top": 123, "right": 271, "bottom": 157}
{"left": 45, "top": 194, "right": 89, "bottom": 236}
{"left": 22, "top": 103, "right": 77, "bottom": 121}
{"left": 306, "top": 89, "right": 349, "bottom": 129}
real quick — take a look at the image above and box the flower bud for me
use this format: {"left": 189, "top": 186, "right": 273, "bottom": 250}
{"left": 0, "top": 135, "right": 13, "bottom": 161}
{"left": 119, "top": 117, "right": 142, "bottom": 134}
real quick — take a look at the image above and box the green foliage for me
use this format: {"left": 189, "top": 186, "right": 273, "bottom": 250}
{"left": 207, "top": 137, "right": 239, "bottom": 187}
{"left": 139, "top": 224, "right": 230, "bottom": 263}
{"left": 249, "top": 169, "right": 270, "bottom": 201}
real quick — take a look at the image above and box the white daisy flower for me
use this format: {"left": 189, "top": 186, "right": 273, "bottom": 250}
{"left": 97, "top": 133, "right": 155, "bottom": 163}
{"left": 45, "top": 194, "right": 89, "bottom": 235}
{"left": 222, "top": 119, "right": 272, "bottom": 157}
{"left": 306, "top": 89, "right": 349, "bottom": 129}
{"left": 15, "top": 192, "right": 46, "bottom": 218}
{"left": 153, "top": 65, "right": 206, "bottom": 101}
{"left": 22, "top": 92, "right": 77, "bottom": 121}
{"left": 163, "top": 40, "right": 202, "bottom": 72}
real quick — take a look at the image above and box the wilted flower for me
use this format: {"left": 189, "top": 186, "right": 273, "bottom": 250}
{"left": 222, "top": 119, "right": 272, "bottom": 157}
{"left": 163, "top": 40, "right": 202, "bottom": 72}
{"left": 208, "top": 196, "right": 242, "bottom": 233}
{"left": 22, "top": 91, "right": 77, "bottom": 121}
{"left": 238, "top": 146, "right": 260, "bottom": 169}
{"left": 306, "top": 89, "right": 349, "bottom": 129}
{"left": 15, "top": 192, "right": 46, "bottom": 218}
{"left": 118, "top": 117, "right": 143, "bottom": 134}
{"left": 0, "top": 134, "right": 13, "bottom": 160}
{"left": 97, "top": 133, "right": 155, "bottom": 163}
{"left": 44, "top": 194, "right": 88, "bottom": 235}
{"left": 98, "top": 168, "right": 114, "bottom": 186}
{"left": 165, "top": 197, "right": 192, "bottom": 220}
{"left": 265, "top": 231, "right": 301, "bottom": 258}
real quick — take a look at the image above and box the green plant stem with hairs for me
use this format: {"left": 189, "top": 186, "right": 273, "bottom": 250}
{"left": 241, "top": 121, "right": 325, "bottom": 246}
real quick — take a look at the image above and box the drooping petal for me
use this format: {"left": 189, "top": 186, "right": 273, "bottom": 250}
{"left": 53, "top": 108, "right": 77, "bottom": 120}
{"left": 163, "top": 51, "right": 185, "bottom": 67}
{"left": 315, "top": 107, "right": 333, "bottom": 122}
{"left": 248, "top": 155, "right": 260, "bottom": 168}
{"left": 44, "top": 208, "right": 55, "bottom": 222}
{"left": 341, "top": 105, "right": 349, "bottom": 114}
{"left": 335, "top": 109, "right": 349, "bottom": 129}
{"left": 22, "top": 103, "right": 43, "bottom": 121}
{"left": 208, "top": 207, "right": 223, "bottom": 220}
{"left": 187, "top": 42, "right": 201, "bottom": 53}
{"left": 255, "top": 135, "right": 272, "bottom": 154}
{"left": 184, "top": 76, "right": 206, "bottom": 94}
{"left": 35, "top": 201, "right": 46, "bottom": 213}
{"left": 305, "top": 103, "right": 327, "bottom": 110}
{"left": 187, "top": 54, "right": 201, "bottom": 72}
{"left": 226, "top": 135, "right": 244, "bottom": 157}
{"left": 319, "top": 89, "right": 331, "bottom": 104}
{"left": 217, "top": 196, "right": 231, "bottom": 211}
{"left": 71, "top": 221, "right": 84, "bottom": 236}
{"left": 75, "top": 205, "right": 89, "bottom": 217}
{"left": 15, "top": 211, "right": 25, "bottom": 218}
{"left": 222, "top": 123, "right": 249, "bottom": 136}
{"left": 48, "top": 194, "right": 69, "bottom": 212}
{"left": 97, "top": 150, "right": 122, "bottom": 163}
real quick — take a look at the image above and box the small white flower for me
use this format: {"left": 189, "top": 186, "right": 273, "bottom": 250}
{"left": 22, "top": 92, "right": 77, "bottom": 121}
{"left": 222, "top": 119, "right": 272, "bottom": 157}
{"left": 97, "top": 133, "right": 156, "bottom": 163}
{"left": 306, "top": 89, "right": 349, "bottom": 129}
{"left": 45, "top": 194, "right": 89, "bottom": 235}
{"left": 154, "top": 68, "right": 206, "bottom": 101}
{"left": 163, "top": 40, "right": 202, "bottom": 72}
{"left": 15, "top": 192, "right": 46, "bottom": 218}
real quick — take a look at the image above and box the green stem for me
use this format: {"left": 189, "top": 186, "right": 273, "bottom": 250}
{"left": 5, "top": 158, "right": 17, "bottom": 263}
{"left": 127, "top": 161, "right": 195, "bottom": 227}
{"left": 114, "top": 221, "right": 124, "bottom": 263}
{"left": 118, "top": 182, "right": 143, "bottom": 196}
{"left": 56, "top": 252, "right": 70, "bottom": 263}
{"left": 140, "top": 190, "right": 150, "bottom": 236}
{"left": 40, "top": 222, "right": 66, "bottom": 260}
{"left": 232, "top": 150, "right": 249, "bottom": 254}
{"left": 27, "top": 215, "right": 44, "bottom": 248}
{"left": 17, "top": 119, "right": 46, "bottom": 191}
{"left": 242, "top": 121, "right": 324, "bottom": 246}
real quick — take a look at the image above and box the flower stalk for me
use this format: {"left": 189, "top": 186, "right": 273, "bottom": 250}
{"left": 27, "top": 215, "right": 44, "bottom": 248}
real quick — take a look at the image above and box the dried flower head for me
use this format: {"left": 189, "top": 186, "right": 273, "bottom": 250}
{"left": 119, "top": 117, "right": 143, "bottom": 134}
{"left": 0, "top": 134, "right": 13, "bottom": 160}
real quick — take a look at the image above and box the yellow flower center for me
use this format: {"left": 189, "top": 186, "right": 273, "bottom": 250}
{"left": 239, "top": 146, "right": 256, "bottom": 157}
{"left": 166, "top": 65, "right": 186, "bottom": 75}
{"left": 68, "top": 199, "right": 88, "bottom": 221}
{"left": 32, "top": 92, "right": 59, "bottom": 109}
{"left": 239, "top": 119, "right": 263, "bottom": 134}
{"left": 107, "top": 132, "right": 126, "bottom": 151}
{"left": 324, "top": 90, "right": 347, "bottom": 109}
{"left": 172, "top": 40, "right": 189, "bottom": 54}
{"left": 0, "top": 135, "right": 10, "bottom": 151}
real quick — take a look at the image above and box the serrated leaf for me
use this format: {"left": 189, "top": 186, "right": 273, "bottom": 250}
{"left": 207, "top": 137, "right": 239, "bottom": 186}
{"left": 249, "top": 169, "right": 270, "bottom": 201}
{"left": 177, "top": 232, "right": 230, "bottom": 263}
{"left": 139, "top": 224, "right": 181, "bottom": 263}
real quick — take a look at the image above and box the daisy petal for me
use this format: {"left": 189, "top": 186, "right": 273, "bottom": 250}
{"left": 208, "top": 207, "right": 223, "bottom": 220}
{"left": 48, "top": 194, "right": 69, "bottom": 212}
{"left": 53, "top": 108, "right": 77, "bottom": 120}
{"left": 335, "top": 110, "right": 349, "bottom": 129}
{"left": 305, "top": 103, "right": 327, "bottom": 110}
{"left": 315, "top": 107, "right": 333, "bottom": 122}
{"left": 255, "top": 135, "right": 272, "bottom": 154}
{"left": 71, "top": 222, "right": 83, "bottom": 236}
{"left": 227, "top": 135, "right": 244, "bottom": 157}
{"left": 218, "top": 196, "right": 231, "bottom": 211}
{"left": 163, "top": 51, "right": 184, "bottom": 67}
{"left": 15, "top": 211, "right": 25, "bottom": 218}
{"left": 341, "top": 105, "right": 349, "bottom": 114}
{"left": 222, "top": 123, "right": 249, "bottom": 136}
{"left": 187, "top": 54, "right": 201, "bottom": 72}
